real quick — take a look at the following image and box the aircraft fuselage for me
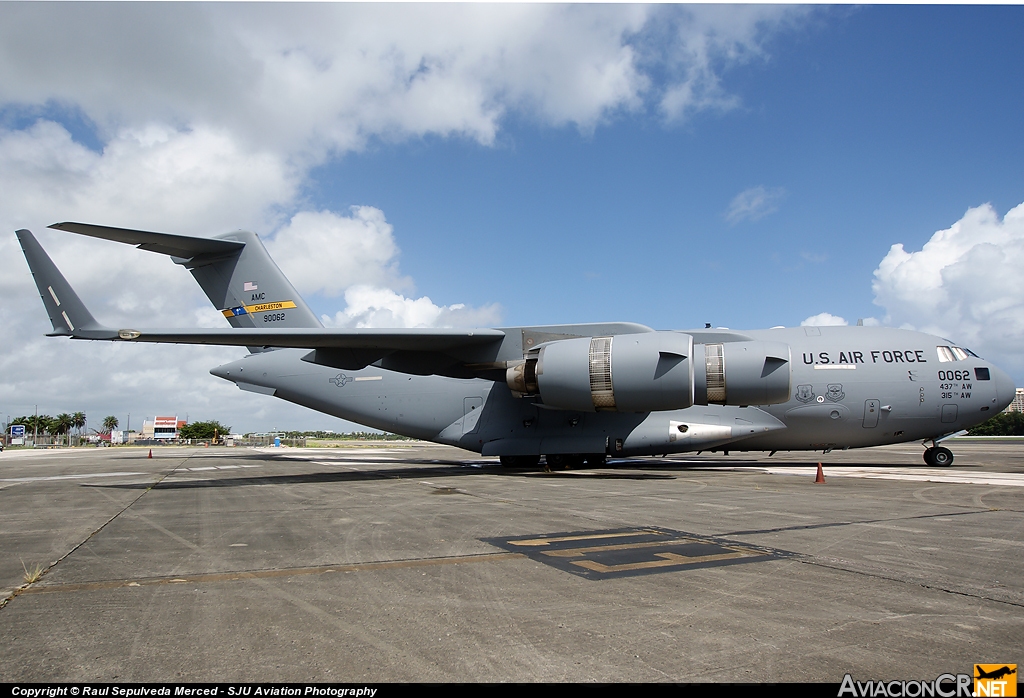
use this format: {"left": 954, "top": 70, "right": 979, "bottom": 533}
{"left": 212, "top": 326, "right": 1016, "bottom": 458}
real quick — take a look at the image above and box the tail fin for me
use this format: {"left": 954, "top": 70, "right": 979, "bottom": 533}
{"left": 48, "top": 222, "right": 323, "bottom": 329}
{"left": 16, "top": 229, "right": 111, "bottom": 337}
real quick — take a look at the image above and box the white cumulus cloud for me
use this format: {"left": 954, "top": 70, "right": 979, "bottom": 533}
{"left": 872, "top": 201, "right": 1024, "bottom": 370}
{"left": 266, "top": 208, "right": 407, "bottom": 298}
{"left": 656, "top": 5, "right": 808, "bottom": 121}
{"left": 0, "top": 4, "right": 806, "bottom": 155}
{"left": 326, "top": 286, "right": 502, "bottom": 330}
{"left": 801, "top": 313, "right": 848, "bottom": 327}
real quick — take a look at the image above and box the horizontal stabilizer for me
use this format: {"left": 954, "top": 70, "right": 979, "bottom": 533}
{"left": 16, "top": 229, "right": 107, "bottom": 336}
{"left": 49, "top": 222, "right": 244, "bottom": 259}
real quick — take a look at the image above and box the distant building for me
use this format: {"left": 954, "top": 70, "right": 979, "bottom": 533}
{"left": 1006, "top": 388, "right": 1024, "bottom": 414}
{"left": 142, "top": 416, "right": 187, "bottom": 440}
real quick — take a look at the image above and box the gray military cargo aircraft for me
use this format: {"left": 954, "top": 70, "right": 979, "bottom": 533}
{"left": 17, "top": 223, "right": 1017, "bottom": 468}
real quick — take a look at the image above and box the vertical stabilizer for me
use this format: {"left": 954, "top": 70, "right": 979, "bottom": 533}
{"left": 185, "top": 230, "right": 322, "bottom": 330}
{"left": 47, "top": 222, "right": 322, "bottom": 330}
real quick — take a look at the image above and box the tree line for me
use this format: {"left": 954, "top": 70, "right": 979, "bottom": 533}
{"left": 178, "top": 420, "right": 231, "bottom": 440}
{"left": 967, "top": 411, "right": 1024, "bottom": 436}
{"left": 9, "top": 413, "right": 124, "bottom": 441}
{"left": 9, "top": 412, "right": 87, "bottom": 441}
{"left": 7, "top": 415, "right": 232, "bottom": 442}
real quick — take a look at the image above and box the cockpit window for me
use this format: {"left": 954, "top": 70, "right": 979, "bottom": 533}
{"left": 937, "top": 345, "right": 976, "bottom": 362}
{"left": 975, "top": 367, "right": 991, "bottom": 381}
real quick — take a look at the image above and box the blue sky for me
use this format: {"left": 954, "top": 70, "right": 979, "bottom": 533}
{"left": 310, "top": 5, "right": 1024, "bottom": 330}
{"left": 1, "top": 4, "right": 1022, "bottom": 432}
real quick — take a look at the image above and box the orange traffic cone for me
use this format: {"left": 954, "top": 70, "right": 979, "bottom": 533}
{"left": 814, "top": 463, "right": 825, "bottom": 484}
{"left": 148, "top": 449, "right": 153, "bottom": 459}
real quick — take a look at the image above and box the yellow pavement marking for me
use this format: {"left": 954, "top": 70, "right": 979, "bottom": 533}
{"left": 571, "top": 550, "right": 749, "bottom": 574}
{"left": 509, "top": 529, "right": 666, "bottom": 547}
{"left": 540, "top": 538, "right": 760, "bottom": 558}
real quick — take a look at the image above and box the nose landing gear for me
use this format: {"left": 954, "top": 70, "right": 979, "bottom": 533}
{"left": 923, "top": 446, "right": 953, "bottom": 467}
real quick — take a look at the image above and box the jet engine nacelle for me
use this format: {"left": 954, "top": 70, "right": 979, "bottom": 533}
{"left": 693, "top": 341, "right": 792, "bottom": 406}
{"left": 506, "top": 334, "right": 793, "bottom": 411}
{"left": 507, "top": 331, "right": 694, "bottom": 412}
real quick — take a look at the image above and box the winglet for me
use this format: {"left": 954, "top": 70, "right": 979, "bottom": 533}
{"left": 16, "top": 229, "right": 113, "bottom": 338}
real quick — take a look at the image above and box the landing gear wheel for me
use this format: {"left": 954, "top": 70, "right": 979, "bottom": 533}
{"left": 923, "top": 446, "right": 953, "bottom": 467}
{"left": 500, "top": 455, "right": 540, "bottom": 468}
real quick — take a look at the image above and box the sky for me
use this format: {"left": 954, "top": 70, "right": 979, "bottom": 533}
{"left": 1, "top": 3, "right": 1022, "bottom": 434}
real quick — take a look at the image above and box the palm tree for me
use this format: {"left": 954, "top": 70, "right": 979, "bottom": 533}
{"left": 72, "top": 412, "right": 86, "bottom": 445}
{"left": 15, "top": 415, "right": 52, "bottom": 441}
{"left": 102, "top": 415, "right": 119, "bottom": 433}
{"left": 54, "top": 413, "right": 73, "bottom": 445}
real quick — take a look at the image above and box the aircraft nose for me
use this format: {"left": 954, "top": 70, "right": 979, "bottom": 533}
{"left": 991, "top": 365, "right": 1017, "bottom": 411}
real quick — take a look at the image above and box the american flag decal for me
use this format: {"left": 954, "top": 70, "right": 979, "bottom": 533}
{"left": 244, "top": 282, "right": 258, "bottom": 291}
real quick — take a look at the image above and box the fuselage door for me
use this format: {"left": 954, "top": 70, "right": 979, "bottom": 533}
{"left": 863, "top": 399, "right": 880, "bottom": 428}
{"left": 941, "top": 403, "right": 958, "bottom": 424}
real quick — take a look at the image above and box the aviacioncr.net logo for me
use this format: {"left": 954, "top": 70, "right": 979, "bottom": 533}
{"left": 838, "top": 674, "right": 973, "bottom": 697}
{"left": 974, "top": 665, "right": 1017, "bottom": 697}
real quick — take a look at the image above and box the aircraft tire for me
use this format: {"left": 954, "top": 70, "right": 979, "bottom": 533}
{"left": 500, "top": 455, "right": 540, "bottom": 468}
{"left": 923, "top": 447, "right": 954, "bottom": 467}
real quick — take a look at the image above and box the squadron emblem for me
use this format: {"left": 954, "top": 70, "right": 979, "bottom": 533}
{"left": 825, "top": 383, "right": 845, "bottom": 402}
{"left": 795, "top": 384, "right": 815, "bottom": 404}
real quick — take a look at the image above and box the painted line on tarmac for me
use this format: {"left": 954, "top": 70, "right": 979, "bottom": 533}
{"left": 251, "top": 448, "right": 406, "bottom": 456}
{"left": 731, "top": 466, "right": 1024, "bottom": 487}
{"left": 22, "top": 552, "right": 524, "bottom": 595}
{"left": 0, "top": 471, "right": 147, "bottom": 483}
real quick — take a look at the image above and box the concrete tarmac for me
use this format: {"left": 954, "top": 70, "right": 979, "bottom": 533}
{"left": 1, "top": 441, "right": 1021, "bottom": 682}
